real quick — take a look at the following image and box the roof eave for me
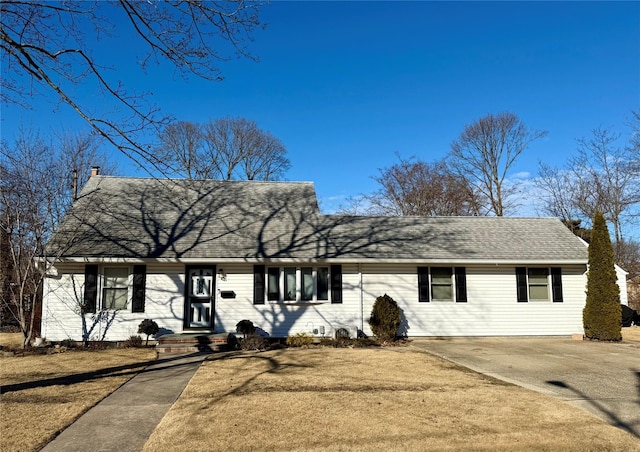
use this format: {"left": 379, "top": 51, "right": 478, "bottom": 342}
{"left": 49, "top": 256, "right": 588, "bottom": 266}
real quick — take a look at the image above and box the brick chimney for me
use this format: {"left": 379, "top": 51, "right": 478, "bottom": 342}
{"left": 91, "top": 166, "right": 100, "bottom": 177}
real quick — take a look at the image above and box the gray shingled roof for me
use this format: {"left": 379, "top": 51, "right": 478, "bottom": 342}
{"left": 46, "top": 176, "right": 589, "bottom": 263}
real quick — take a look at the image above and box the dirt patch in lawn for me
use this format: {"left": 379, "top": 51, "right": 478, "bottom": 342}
{"left": 1, "top": 347, "right": 157, "bottom": 452}
{"left": 144, "top": 347, "right": 639, "bottom": 451}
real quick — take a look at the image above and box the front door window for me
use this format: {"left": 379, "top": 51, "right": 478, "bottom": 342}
{"left": 186, "top": 267, "right": 214, "bottom": 329}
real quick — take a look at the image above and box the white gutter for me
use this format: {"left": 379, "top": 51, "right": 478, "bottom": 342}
{"left": 51, "top": 256, "right": 589, "bottom": 266}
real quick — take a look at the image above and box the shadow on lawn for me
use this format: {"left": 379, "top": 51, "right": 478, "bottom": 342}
{"left": 547, "top": 377, "right": 640, "bottom": 439}
{"left": 0, "top": 352, "right": 209, "bottom": 394}
{"left": 200, "top": 350, "right": 311, "bottom": 402}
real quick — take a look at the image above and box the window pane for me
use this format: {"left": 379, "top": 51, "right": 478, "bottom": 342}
{"left": 317, "top": 267, "right": 329, "bottom": 300}
{"left": 432, "top": 284, "right": 453, "bottom": 300}
{"left": 528, "top": 268, "right": 548, "bottom": 284}
{"left": 284, "top": 267, "right": 296, "bottom": 301}
{"left": 302, "top": 267, "right": 313, "bottom": 301}
{"left": 431, "top": 267, "right": 452, "bottom": 284}
{"left": 267, "top": 268, "right": 279, "bottom": 301}
{"left": 103, "top": 288, "right": 128, "bottom": 310}
{"left": 431, "top": 268, "right": 453, "bottom": 301}
{"left": 105, "top": 267, "right": 128, "bottom": 287}
{"left": 103, "top": 268, "right": 128, "bottom": 310}
{"left": 529, "top": 285, "right": 549, "bottom": 300}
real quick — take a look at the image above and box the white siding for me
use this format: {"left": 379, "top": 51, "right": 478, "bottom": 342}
{"left": 42, "top": 261, "right": 598, "bottom": 341}
{"left": 41, "top": 263, "right": 185, "bottom": 342}
{"left": 357, "top": 264, "right": 588, "bottom": 337}
{"left": 42, "top": 263, "right": 363, "bottom": 341}
{"left": 215, "top": 263, "right": 362, "bottom": 338}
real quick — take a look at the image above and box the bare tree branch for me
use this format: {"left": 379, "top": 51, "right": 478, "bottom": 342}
{"left": 1, "top": 1, "right": 264, "bottom": 173}
{"left": 0, "top": 127, "right": 116, "bottom": 347}
{"left": 449, "top": 112, "right": 547, "bottom": 216}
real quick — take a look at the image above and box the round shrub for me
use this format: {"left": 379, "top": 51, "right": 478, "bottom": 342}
{"left": 368, "top": 294, "right": 401, "bottom": 342}
{"left": 236, "top": 320, "right": 256, "bottom": 337}
{"left": 137, "top": 319, "right": 159, "bottom": 345}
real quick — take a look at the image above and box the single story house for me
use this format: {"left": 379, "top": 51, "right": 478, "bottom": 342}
{"left": 40, "top": 174, "right": 626, "bottom": 342}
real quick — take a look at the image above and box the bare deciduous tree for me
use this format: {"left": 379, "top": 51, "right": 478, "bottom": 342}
{"left": 342, "top": 155, "right": 480, "bottom": 216}
{"left": 158, "top": 117, "right": 290, "bottom": 181}
{"left": 241, "top": 129, "right": 290, "bottom": 181}
{"left": 155, "top": 121, "right": 208, "bottom": 179}
{"left": 537, "top": 127, "right": 639, "bottom": 248}
{"left": 0, "top": 128, "right": 114, "bottom": 347}
{"left": 449, "top": 112, "right": 547, "bottom": 216}
{"left": 536, "top": 121, "right": 640, "bottom": 280}
{"left": 535, "top": 163, "right": 579, "bottom": 222}
{"left": 1, "top": 1, "right": 264, "bottom": 171}
{"left": 571, "top": 128, "right": 639, "bottom": 245}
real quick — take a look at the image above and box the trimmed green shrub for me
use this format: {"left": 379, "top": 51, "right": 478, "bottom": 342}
{"left": 583, "top": 211, "right": 622, "bottom": 341}
{"left": 286, "top": 332, "right": 314, "bottom": 347}
{"left": 137, "top": 319, "right": 159, "bottom": 345}
{"left": 368, "top": 294, "right": 401, "bottom": 342}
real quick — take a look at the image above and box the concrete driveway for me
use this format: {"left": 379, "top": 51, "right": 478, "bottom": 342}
{"left": 411, "top": 336, "right": 640, "bottom": 438}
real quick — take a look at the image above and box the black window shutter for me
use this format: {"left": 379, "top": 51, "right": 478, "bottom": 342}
{"left": 132, "top": 265, "right": 147, "bottom": 313}
{"left": 330, "top": 264, "right": 342, "bottom": 304}
{"left": 253, "top": 265, "right": 265, "bottom": 305}
{"left": 84, "top": 264, "right": 98, "bottom": 314}
{"left": 516, "top": 267, "right": 528, "bottom": 302}
{"left": 418, "top": 267, "right": 430, "bottom": 302}
{"left": 455, "top": 267, "right": 467, "bottom": 302}
{"left": 551, "top": 267, "right": 563, "bottom": 302}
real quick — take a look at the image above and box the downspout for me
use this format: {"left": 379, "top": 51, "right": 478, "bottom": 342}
{"left": 359, "top": 263, "right": 364, "bottom": 334}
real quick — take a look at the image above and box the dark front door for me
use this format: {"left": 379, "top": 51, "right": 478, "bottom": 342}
{"left": 184, "top": 266, "right": 215, "bottom": 330}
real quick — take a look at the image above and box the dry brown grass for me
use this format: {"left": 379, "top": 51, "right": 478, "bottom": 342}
{"left": 0, "top": 332, "right": 26, "bottom": 349}
{"left": 622, "top": 325, "right": 640, "bottom": 342}
{"left": 1, "top": 346, "right": 157, "bottom": 452}
{"left": 144, "top": 347, "right": 640, "bottom": 451}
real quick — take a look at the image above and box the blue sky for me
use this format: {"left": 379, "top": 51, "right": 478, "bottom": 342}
{"left": 2, "top": 1, "right": 639, "bottom": 218}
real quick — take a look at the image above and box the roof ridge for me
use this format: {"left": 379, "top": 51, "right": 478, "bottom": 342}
{"left": 91, "top": 175, "right": 314, "bottom": 184}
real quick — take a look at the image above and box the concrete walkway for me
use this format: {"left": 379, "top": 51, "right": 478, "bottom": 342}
{"left": 41, "top": 353, "right": 207, "bottom": 452}
{"left": 411, "top": 337, "right": 640, "bottom": 438}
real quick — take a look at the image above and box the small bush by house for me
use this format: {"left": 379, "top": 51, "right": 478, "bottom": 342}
{"left": 138, "top": 319, "right": 160, "bottom": 345}
{"left": 125, "top": 335, "right": 143, "bottom": 348}
{"left": 286, "top": 332, "right": 314, "bottom": 347}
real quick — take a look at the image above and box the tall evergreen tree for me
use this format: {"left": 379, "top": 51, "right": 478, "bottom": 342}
{"left": 583, "top": 211, "right": 622, "bottom": 341}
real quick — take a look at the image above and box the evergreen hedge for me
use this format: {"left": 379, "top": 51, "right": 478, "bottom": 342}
{"left": 583, "top": 211, "right": 621, "bottom": 341}
{"left": 368, "top": 294, "right": 401, "bottom": 342}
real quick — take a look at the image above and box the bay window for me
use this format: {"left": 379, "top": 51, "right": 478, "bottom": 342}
{"left": 255, "top": 265, "right": 339, "bottom": 303}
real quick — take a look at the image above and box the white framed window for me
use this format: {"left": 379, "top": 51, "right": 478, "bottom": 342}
{"left": 527, "top": 268, "right": 550, "bottom": 301}
{"left": 102, "top": 267, "right": 129, "bottom": 310}
{"left": 418, "top": 267, "right": 467, "bottom": 303}
{"left": 83, "top": 265, "right": 147, "bottom": 313}
{"left": 430, "top": 267, "right": 454, "bottom": 301}
{"left": 516, "top": 267, "right": 563, "bottom": 303}
{"left": 266, "top": 266, "right": 330, "bottom": 302}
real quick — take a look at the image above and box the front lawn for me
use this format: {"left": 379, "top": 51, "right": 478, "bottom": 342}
{"left": 0, "top": 345, "right": 157, "bottom": 451}
{"left": 144, "top": 347, "right": 639, "bottom": 451}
